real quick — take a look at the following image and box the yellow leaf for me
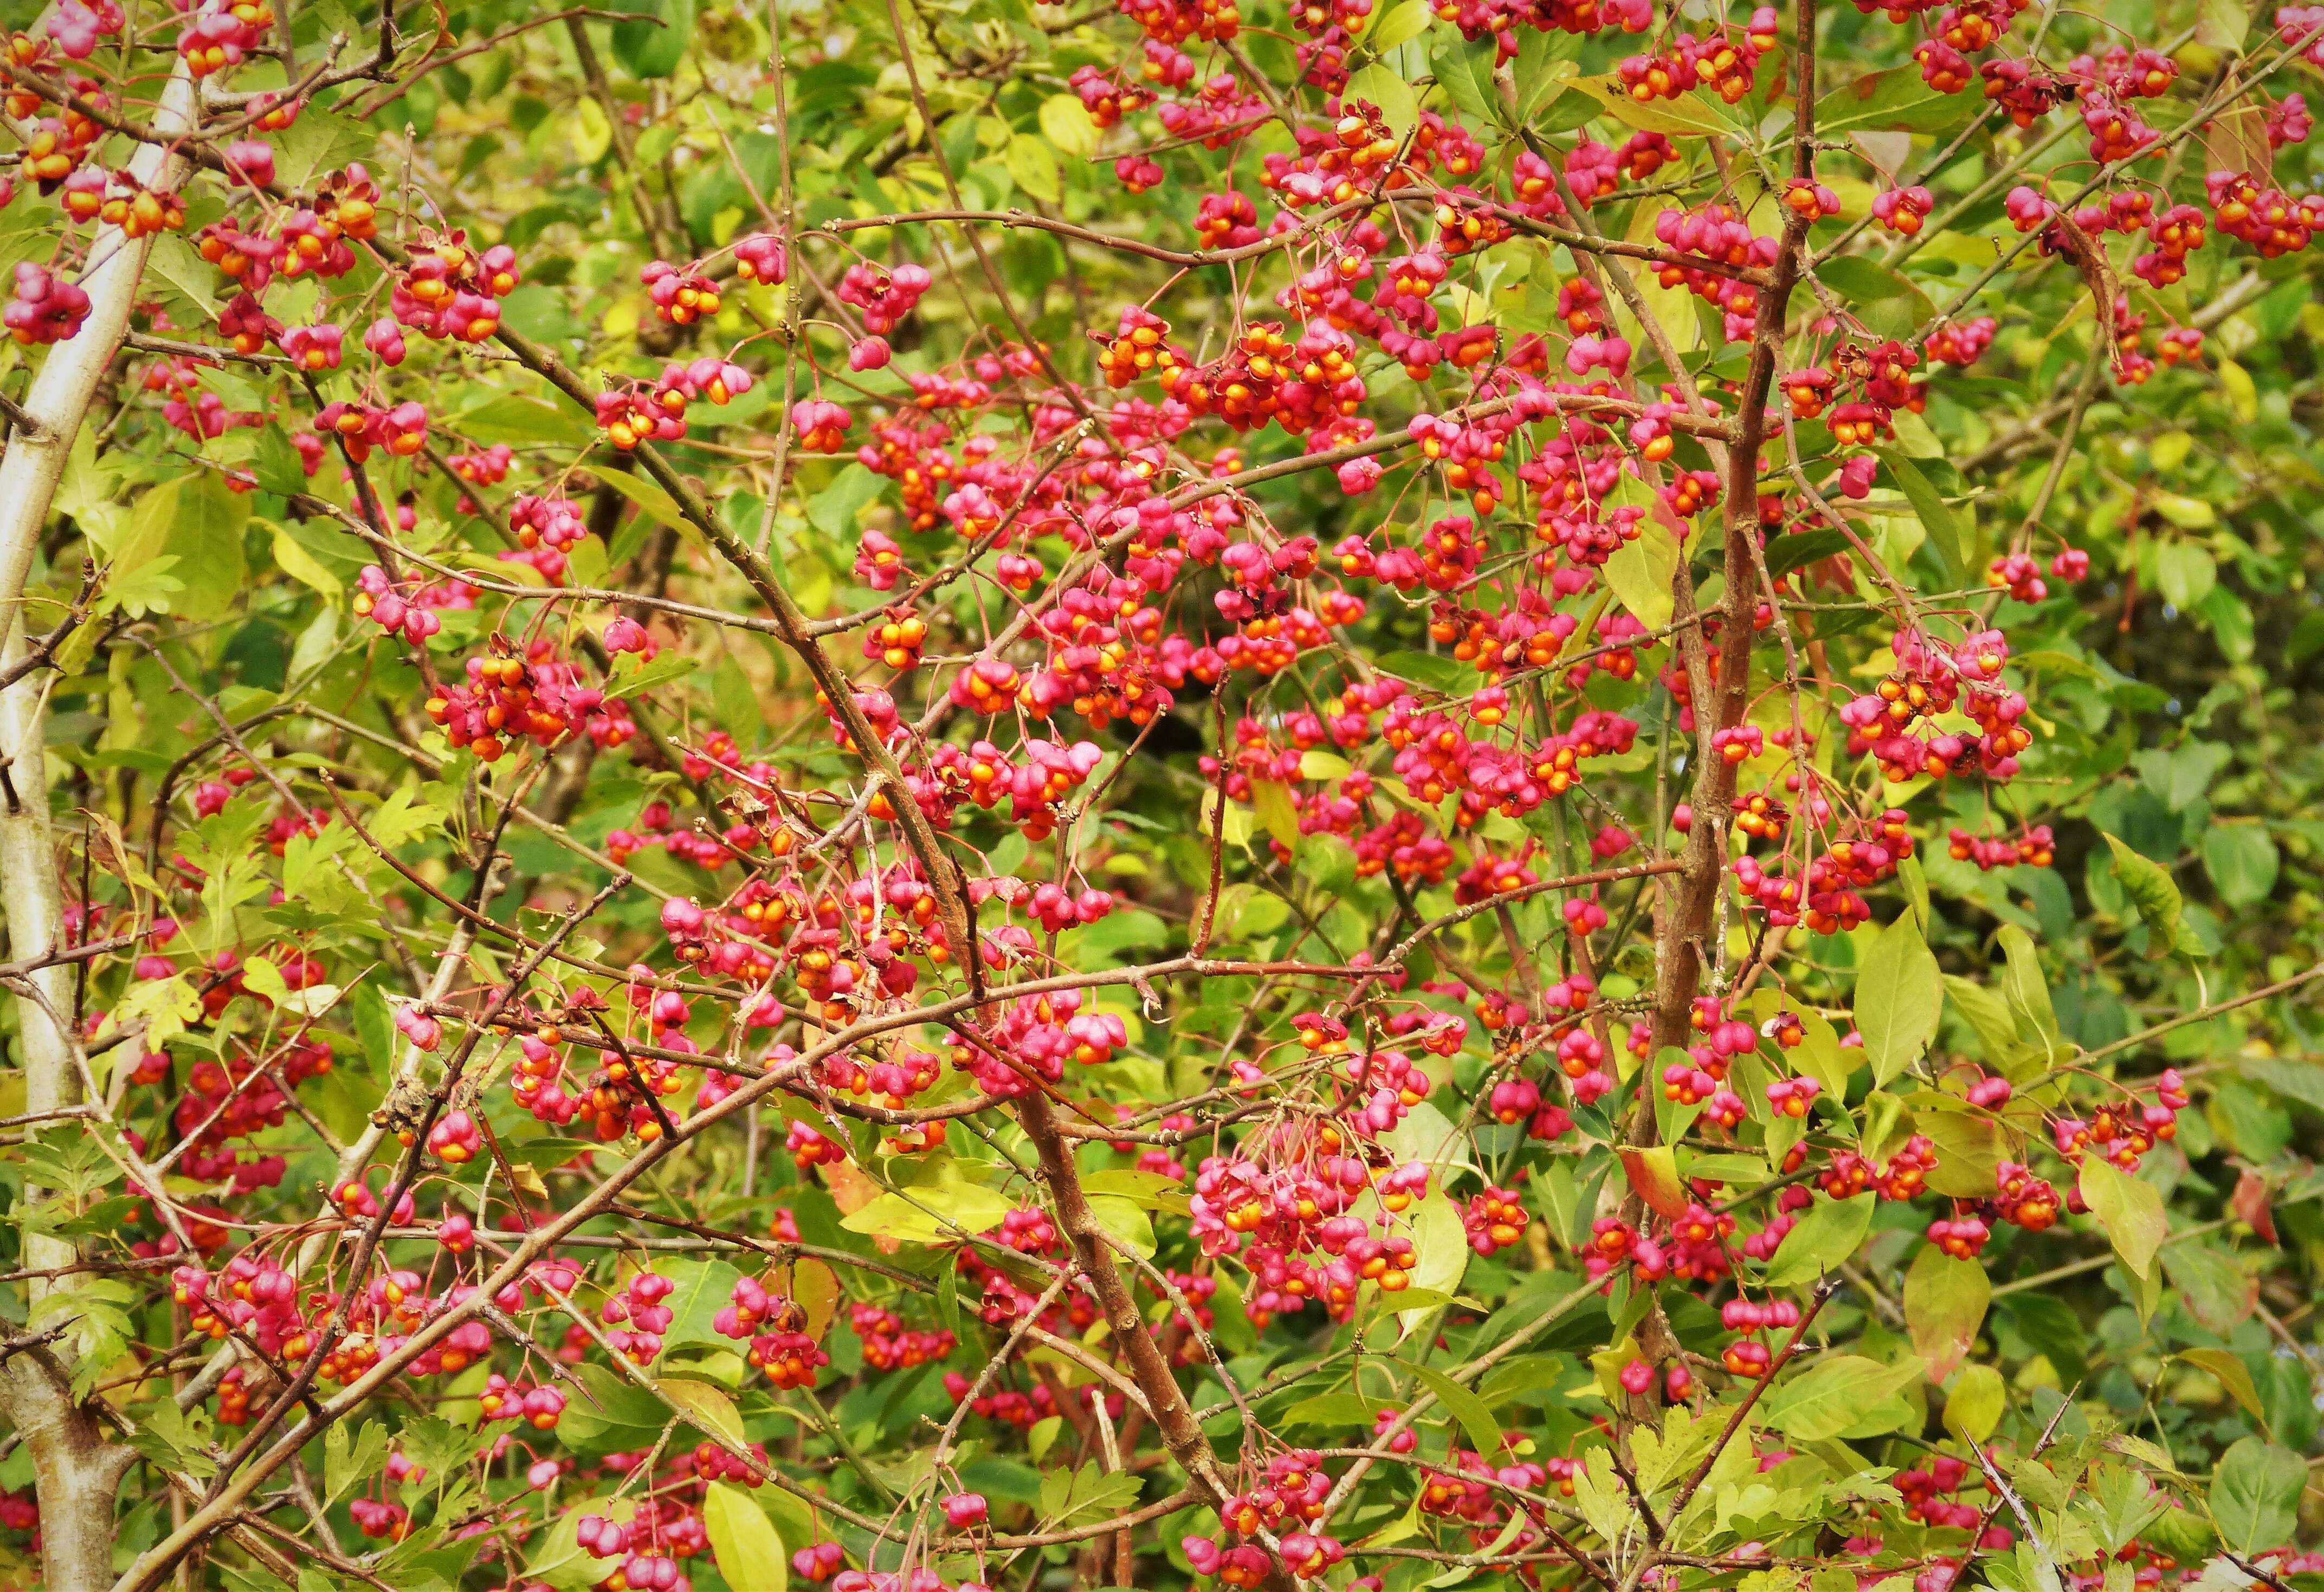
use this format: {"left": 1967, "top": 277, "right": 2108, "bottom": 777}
{"left": 1038, "top": 94, "right": 1100, "bottom": 159}
{"left": 574, "top": 96, "right": 612, "bottom": 165}
{"left": 601, "top": 295, "right": 642, "bottom": 340}
{"left": 268, "top": 522, "right": 343, "bottom": 601}
{"left": 2218, "top": 357, "right": 2257, "bottom": 423}
{"left": 1942, "top": 1364, "right": 2004, "bottom": 1441}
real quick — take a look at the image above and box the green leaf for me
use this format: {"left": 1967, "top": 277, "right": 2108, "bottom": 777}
{"left": 1916, "top": 1102, "right": 2003, "bottom": 1198}
{"left": 368, "top": 786, "right": 446, "bottom": 846}
{"left": 1087, "top": 1194, "right": 1155, "bottom": 1259}
{"left": 1870, "top": 448, "right": 1967, "bottom": 582}
{"left": 1403, "top": 1190, "right": 1470, "bottom": 1304}
{"left": 2161, "top": 1244, "right": 2256, "bottom": 1336}
{"left": 704, "top": 1481, "right": 787, "bottom": 1592}
{"left": 1251, "top": 780, "right": 1301, "bottom": 847}
{"left": 1603, "top": 475, "right": 1679, "bottom": 629}
{"left": 1852, "top": 911, "right": 1940, "bottom": 1084}
{"left": 1368, "top": 0, "right": 1434, "bottom": 49}
{"left": 574, "top": 96, "right": 614, "bottom": 164}
{"left": 1408, "top": 1362, "right": 1502, "bottom": 1458}
{"left": 254, "top": 425, "right": 311, "bottom": 500}
{"left": 589, "top": 465, "right": 696, "bottom": 538}
{"left": 1942, "top": 974, "right": 2021, "bottom": 1066}
{"left": 2209, "top": 1438, "right": 2302, "bottom": 1554}
{"left": 1344, "top": 61, "right": 1418, "bottom": 130}
{"left": 1903, "top": 1246, "right": 1989, "bottom": 1382}
{"left": 808, "top": 462, "right": 886, "bottom": 539}
{"left": 1816, "top": 256, "right": 1916, "bottom": 302}
{"left": 324, "top": 1420, "right": 389, "bottom": 1505}
{"left": 662, "top": 1258, "right": 750, "bottom": 1349}
{"left": 1429, "top": 34, "right": 1499, "bottom": 126}
{"left": 1765, "top": 528, "right": 1851, "bottom": 578}
{"left": 144, "top": 234, "right": 216, "bottom": 327}
{"left": 713, "top": 655, "right": 761, "bottom": 735}
{"left": 604, "top": 650, "right": 701, "bottom": 703}
{"left": 1817, "top": 68, "right": 1967, "bottom": 133}
{"left": 1534, "top": 87, "right": 1603, "bottom": 134}
{"left": 276, "top": 108, "right": 376, "bottom": 191}
{"left": 1762, "top": 1355, "right": 1923, "bottom": 1441}
{"left": 1997, "top": 924, "right": 2060, "bottom": 1054}
{"left": 2155, "top": 541, "right": 2217, "bottom": 608}
{"left": 1761, "top": 1193, "right": 1874, "bottom": 1288}
{"left": 1376, "top": 649, "right": 1474, "bottom": 695}
{"left": 456, "top": 393, "right": 597, "bottom": 449}
{"left": 115, "top": 475, "right": 249, "bottom": 619}
{"left": 2196, "top": 0, "right": 2248, "bottom": 55}
{"left": 105, "top": 555, "right": 184, "bottom": 619}
{"left": 612, "top": 0, "right": 695, "bottom": 78}
{"left": 2240, "top": 1057, "right": 2324, "bottom": 1114}
{"left": 2203, "top": 824, "right": 2279, "bottom": 907}
{"left": 496, "top": 1137, "right": 603, "bottom": 1171}
{"left": 531, "top": 1499, "right": 641, "bottom": 1591}
{"left": 2104, "top": 833, "right": 2186, "bottom": 957}
{"left": 1038, "top": 1462, "right": 1141, "bottom": 1525}
{"left": 2080, "top": 1157, "right": 2167, "bottom": 1283}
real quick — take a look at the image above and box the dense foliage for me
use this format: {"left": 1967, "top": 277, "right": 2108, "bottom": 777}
{"left": 10, "top": 0, "right": 2324, "bottom": 1590}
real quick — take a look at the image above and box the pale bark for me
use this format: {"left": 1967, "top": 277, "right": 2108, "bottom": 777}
{"left": 0, "top": 63, "right": 194, "bottom": 1592}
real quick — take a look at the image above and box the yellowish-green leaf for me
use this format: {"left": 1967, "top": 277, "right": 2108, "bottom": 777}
{"left": 1251, "top": 780, "right": 1301, "bottom": 847}
{"left": 661, "top": 1377, "right": 747, "bottom": 1445}
{"left": 1942, "top": 1364, "right": 2004, "bottom": 1442}
{"left": 2181, "top": 1347, "right": 2265, "bottom": 1420}
{"left": 2080, "top": 1156, "right": 2168, "bottom": 1282}
{"left": 1763, "top": 1355, "right": 1923, "bottom": 1441}
{"left": 575, "top": 97, "right": 614, "bottom": 165}
{"left": 841, "top": 1185, "right": 1013, "bottom": 1245}
{"left": 269, "top": 522, "right": 343, "bottom": 601}
{"left": 1006, "top": 133, "right": 1061, "bottom": 204}
{"left": 1601, "top": 477, "right": 1678, "bottom": 630}
{"left": 1854, "top": 911, "right": 1941, "bottom": 1084}
{"left": 1564, "top": 74, "right": 1729, "bottom": 136}
{"left": 1903, "top": 1246, "right": 1989, "bottom": 1381}
{"left": 703, "top": 1481, "right": 788, "bottom": 1592}
{"left": 1344, "top": 61, "right": 1418, "bottom": 130}
{"left": 1367, "top": 0, "right": 1434, "bottom": 50}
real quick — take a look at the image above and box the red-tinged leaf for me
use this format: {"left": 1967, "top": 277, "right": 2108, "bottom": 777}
{"left": 1903, "top": 1246, "right": 1989, "bottom": 1382}
{"left": 2202, "top": 105, "right": 2270, "bottom": 179}
{"left": 2048, "top": 212, "right": 2124, "bottom": 379}
{"left": 2232, "top": 1169, "right": 2277, "bottom": 1243}
{"left": 1620, "top": 1144, "right": 1690, "bottom": 1220}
